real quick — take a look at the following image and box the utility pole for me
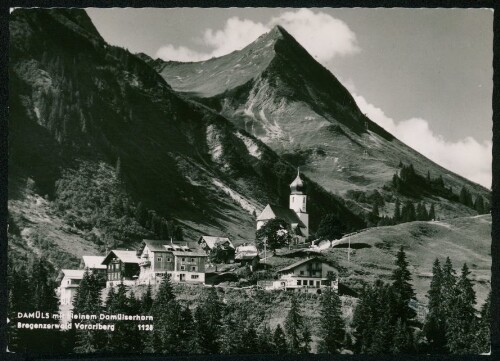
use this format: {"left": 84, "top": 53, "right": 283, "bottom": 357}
{"left": 263, "top": 237, "right": 267, "bottom": 265}
{"left": 348, "top": 234, "right": 351, "bottom": 264}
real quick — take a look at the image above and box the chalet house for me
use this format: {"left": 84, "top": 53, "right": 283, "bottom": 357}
{"left": 258, "top": 257, "right": 338, "bottom": 293}
{"left": 137, "top": 240, "right": 207, "bottom": 285}
{"left": 256, "top": 170, "right": 309, "bottom": 244}
{"left": 102, "top": 250, "right": 141, "bottom": 287}
{"left": 198, "top": 236, "right": 235, "bottom": 263}
{"left": 234, "top": 244, "right": 260, "bottom": 269}
{"left": 80, "top": 255, "right": 106, "bottom": 276}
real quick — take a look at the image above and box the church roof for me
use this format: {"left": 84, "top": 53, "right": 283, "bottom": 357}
{"left": 256, "top": 204, "right": 306, "bottom": 228}
{"left": 290, "top": 169, "right": 306, "bottom": 194}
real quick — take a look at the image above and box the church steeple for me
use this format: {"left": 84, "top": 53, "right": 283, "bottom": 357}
{"left": 289, "top": 168, "right": 309, "bottom": 238}
{"left": 290, "top": 167, "right": 306, "bottom": 195}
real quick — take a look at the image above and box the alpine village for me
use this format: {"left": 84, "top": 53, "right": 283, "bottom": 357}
{"left": 7, "top": 9, "right": 492, "bottom": 356}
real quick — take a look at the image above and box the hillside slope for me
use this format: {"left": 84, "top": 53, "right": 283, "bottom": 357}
{"left": 149, "top": 26, "right": 490, "bottom": 221}
{"left": 324, "top": 214, "right": 491, "bottom": 306}
{"left": 8, "top": 9, "right": 364, "bottom": 270}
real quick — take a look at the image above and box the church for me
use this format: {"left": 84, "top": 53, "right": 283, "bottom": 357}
{"left": 256, "top": 169, "right": 309, "bottom": 244}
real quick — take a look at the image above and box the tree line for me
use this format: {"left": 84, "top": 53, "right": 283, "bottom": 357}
{"left": 7, "top": 251, "right": 490, "bottom": 355}
{"left": 68, "top": 271, "right": 345, "bottom": 354}
{"left": 53, "top": 161, "right": 184, "bottom": 253}
{"left": 351, "top": 248, "right": 491, "bottom": 354}
{"left": 391, "top": 162, "right": 489, "bottom": 214}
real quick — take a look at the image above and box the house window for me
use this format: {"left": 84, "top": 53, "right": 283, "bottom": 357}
{"left": 180, "top": 265, "right": 185, "bottom": 271}
{"left": 309, "top": 280, "right": 314, "bottom": 286}
{"left": 303, "top": 198, "right": 305, "bottom": 204}
{"left": 157, "top": 257, "right": 162, "bottom": 262}
{"left": 191, "top": 258, "right": 195, "bottom": 262}
{"left": 297, "top": 280, "right": 301, "bottom": 286}
{"left": 167, "top": 258, "right": 171, "bottom": 262}
{"left": 182, "top": 258, "right": 185, "bottom": 262}
{"left": 300, "top": 270, "right": 304, "bottom": 275}
{"left": 191, "top": 266, "right": 196, "bottom": 271}
{"left": 191, "top": 275, "right": 199, "bottom": 279}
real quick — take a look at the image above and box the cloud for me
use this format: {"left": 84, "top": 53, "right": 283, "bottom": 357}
{"left": 155, "top": 45, "right": 207, "bottom": 62}
{"left": 155, "top": 10, "right": 359, "bottom": 63}
{"left": 354, "top": 94, "right": 492, "bottom": 189}
{"left": 202, "top": 17, "right": 269, "bottom": 58}
{"left": 269, "top": 9, "right": 360, "bottom": 62}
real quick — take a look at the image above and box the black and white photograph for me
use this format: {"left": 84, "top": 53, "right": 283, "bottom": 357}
{"left": 5, "top": 5, "right": 494, "bottom": 356}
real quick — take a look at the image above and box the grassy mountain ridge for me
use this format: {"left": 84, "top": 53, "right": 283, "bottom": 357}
{"left": 327, "top": 215, "right": 491, "bottom": 305}
{"left": 8, "top": 8, "right": 364, "bottom": 270}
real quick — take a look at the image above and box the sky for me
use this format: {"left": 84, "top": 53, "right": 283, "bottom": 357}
{"left": 86, "top": 8, "right": 493, "bottom": 188}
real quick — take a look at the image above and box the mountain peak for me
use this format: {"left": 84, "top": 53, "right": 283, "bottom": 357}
{"left": 261, "top": 25, "right": 294, "bottom": 43}
{"left": 269, "top": 24, "right": 287, "bottom": 36}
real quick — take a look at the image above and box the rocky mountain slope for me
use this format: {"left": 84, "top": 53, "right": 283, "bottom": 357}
{"left": 148, "top": 25, "right": 491, "bottom": 221}
{"left": 8, "top": 9, "right": 364, "bottom": 270}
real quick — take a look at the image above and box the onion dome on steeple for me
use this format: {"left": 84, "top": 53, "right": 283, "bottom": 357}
{"left": 290, "top": 168, "right": 306, "bottom": 194}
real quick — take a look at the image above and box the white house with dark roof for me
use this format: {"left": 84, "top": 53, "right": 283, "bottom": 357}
{"left": 57, "top": 269, "right": 86, "bottom": 325}
{"left": 137, "top": 239, "right": 207, "bottom": 284}
{"left": 58, "top": 269, "right": 85, "bottom": 306}
{"left": 256, "top": 169, "right": 309, "bottom": 243}
{"left": 258, "top": 257, "right": 338, "bottom": 293}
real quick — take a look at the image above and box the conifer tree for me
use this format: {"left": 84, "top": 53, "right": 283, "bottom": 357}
{"left": 141, "top": 283, "right": 153, "bottom": 314}
{"left": 73, "top": 269, "right": 105, "bottom": 353}
{"left": 390, "top": 246, "right": 416, "bottom": 323}
{"left": 257, "top": 324, "right": 274, "bottom": 354}
{"left": 429, "top": 204, "right": 436, "bottom": 220}
{"left": 424, "top": 258, "right": 447, "bottom": 351}
{"left": 105, "top": 285, "right": 115, "bottom": 310}
{"left": 446, "top": 263, "right": 479, "bottom": 354}
{"left": 391, "top": 318, "right": 413, "bottom": 354}
{"left": 416, "top": 203, "right": 429, "bottom": 221}
{"left": 149, "top": 274, "right": 188, "bottom": 354}
{"left": 316, "top": 214, "right": 344, "bottom": 240}
{"left": 178, "top": 306, "right": 196, "bottom": 353}
{"left": 441, "top": 257, "right": 457, "bottom": 321}
{"left": 285, "top": 295, "right": 308, "bottom": 353}
{"left": 219, "top": 306, "right": 245, "bottom": 354}
{"left": 7, "top": 263, "right": 32, "bottom": 352}
{"left": 106, "top": 282, "right": 139, "bottom": 352}
{"left": 301, "top": 323, "right": 312, "bottom": 353}
{"left": 393, "top": 199, "right": 401, "bottom": 222}
{"left": 476, "top": 291, "right": 491, "bottom": 354}
{"left": 368, "top": 312, "right": 393, "bottom": 354}
{"left": 194, "top": 288, "right": 223, "bottom": 354}
{"left": 242, "top": 323, "right": 259, "bottom": 354}
{"left": 318, "top": 287, "right": 345, "bottom": 353}
{"left": 273, "top": 324, "right": 288, "bottom": 354}
{"left": 474, "top": 196, "right": 485, "bottom": 214}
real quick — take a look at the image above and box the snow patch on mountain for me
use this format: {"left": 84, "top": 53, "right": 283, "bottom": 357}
{"left": 206, "top": 124, "right": 227, "bottom": 168}
{"left": 212, "top": 179, "right": 260, "bottom": 214}
{"left": 235, "top": 131, "right": 262, "bottom": 159}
